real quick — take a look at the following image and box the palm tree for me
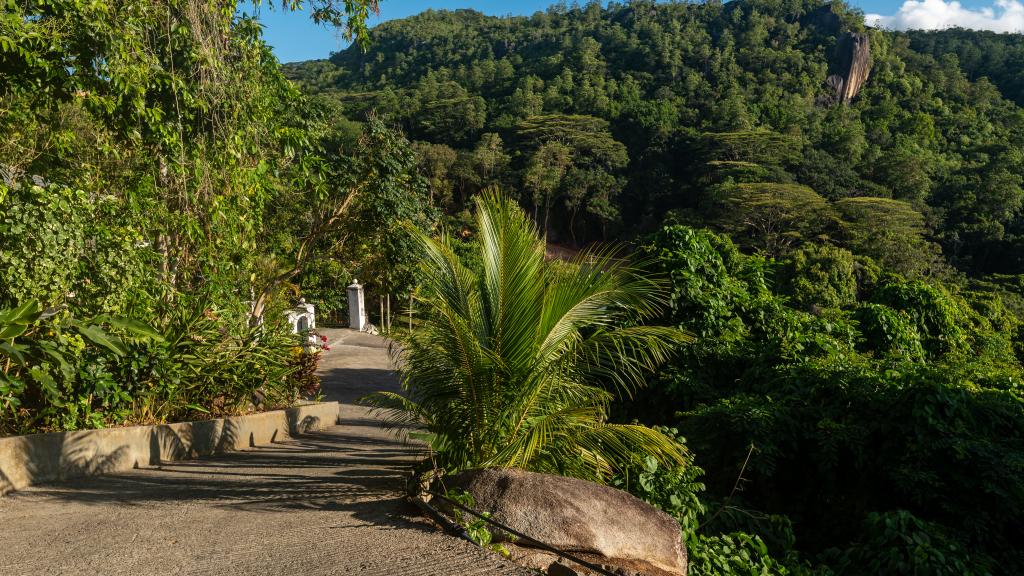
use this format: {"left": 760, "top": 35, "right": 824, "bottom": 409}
{"left": 361, "top": 191, "right": 694, "bottom": 481}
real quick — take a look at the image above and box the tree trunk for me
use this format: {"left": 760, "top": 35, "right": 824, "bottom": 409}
{"left": 569, "top": 208, "right": 578, "bottom": 247}
{"left": 543, "top": 194, "right": 552, "bottom": 238}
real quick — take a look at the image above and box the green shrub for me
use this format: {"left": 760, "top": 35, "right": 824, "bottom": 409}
{"left": 1, "top": 297, "right": 311, "bottom": 434}
{"left": 689, "top": 532, "right": 793, "bottom": 576}
{"left": 613, "top": 427, "right": 805, "bottom": 575}
{"left": 0, "top": 181, "right": 156, "bottom": 315}
{"left": 627, "top": 226, "right": 1024, "bottom": 573}
{"left": 611, "top": 427, "right": 706, "bottom": 536}
{"left": 871, "top": 280, "right": 971, "bottom": 357}
{"left": 852, "top": 303, "right": 926, "bottom": 362}
{"left": 826, "top": 511, "right": 993, "bottom": 576}
{"left": 777, "top": 244, "right": 858, "bottom": 311}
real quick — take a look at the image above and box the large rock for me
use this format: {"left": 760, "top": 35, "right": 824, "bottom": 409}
{"left": 446, "top": 468, "right": 687, "bottom": 576}
{"left": 827, "top": 32, "right": 871, "bottom": 104}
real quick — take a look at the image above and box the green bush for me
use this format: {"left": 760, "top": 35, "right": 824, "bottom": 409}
{"left": 0, "top": 181, "right": 156, "bottom": 315}
{"left": 624, "top": 225, "right": 1024, "bottom": 574}
{"left": 689, "top": 532, "right": 794, "bottom": 576}
{"left": 871, "top": 280, "right": 972, "bottom": 357}
{"left": 611, "top": 427, "right": 706, "bottom": 536}
{"left": 777, "top": 244, "right": 858, "bottom": 311}
{"left": 0, "top": 300, "right": 159, "bottom": 434}
{"left": 826, "top": 511, "right": 993, "bottom": 576}
{"left": 612, "top": 427, "right": 800, "bottom": 575}
{"left": 1, "top": 297, "right": 313, "bottom": 435}
{"left": 852, "top": 303, "right": 926, "bottom": 362}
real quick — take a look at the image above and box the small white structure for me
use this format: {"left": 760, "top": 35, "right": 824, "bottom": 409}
{"left": 286, "top": 298, "right": 316, "bottom": 334}
{"left": 347, "top": 279, "right": 367, "bottom": 331}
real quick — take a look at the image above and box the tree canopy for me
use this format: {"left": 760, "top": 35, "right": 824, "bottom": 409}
{"left": 285, "top": 0, "right": 1024, "bottom": 280}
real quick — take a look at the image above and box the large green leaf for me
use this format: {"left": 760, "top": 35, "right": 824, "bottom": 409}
{"left": 75, "top": 324, "right": 128, "bottom": 356}
{"left": 104, "top": 316, "right": 166, "bottom": 342}
{"left": 0, "top": 342, "right": 28, "bottom": 365}
{"left": 0, "top": 322, "right": 27, "bottom": 340}
{"left": 0, "top": 300, "right": 41, "bottom": 325}
{"left": 0, "top": 300, "right": 41, "bottom": 339}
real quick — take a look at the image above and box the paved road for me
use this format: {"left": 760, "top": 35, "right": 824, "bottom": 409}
{"left": 0, "top": 329, "right": 531, "bottom": 576}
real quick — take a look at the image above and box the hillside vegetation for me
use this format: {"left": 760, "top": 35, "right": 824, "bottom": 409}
{"left": 286, "top": 0, "right": 1024, "bottom": 282}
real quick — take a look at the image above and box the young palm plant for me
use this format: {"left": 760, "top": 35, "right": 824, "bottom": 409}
{"left": 361, "top": 192, "right": 694, "bottom": 481}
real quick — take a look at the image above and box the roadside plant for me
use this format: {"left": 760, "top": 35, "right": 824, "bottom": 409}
{"left": 444, "top": 488, "right": 511, "bottom": 557}
{"left": 0, "top": 295, "right": 314, "bottom": 435}
{"left": 612, "top": 427, "right": 801, "bottom": 575}
{"left": 611, "top": 426, "right": 705, "bottom": 536}
{"left": 361, "top": 192, "right": 694, "bottom": 481}
{"left": 0, "top": 299, "right": 164, "bottom": 434}
{"left": 123, "top": 300, "right": 300, "bottom": 423}
{"left": 286, "top": 332, "right": 326, "bottom": 401}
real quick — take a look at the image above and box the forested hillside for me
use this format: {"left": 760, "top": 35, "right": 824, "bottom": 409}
{"left": 285, "top": 0, "right": 1024, "bottom": 282}
{"left": 907, "top": 28, "right": 1024, "bottom": 106}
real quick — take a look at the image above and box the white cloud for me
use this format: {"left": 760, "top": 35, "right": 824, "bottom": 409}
{"left": 866, "top": 0, "right": 1024, "bottom": 32}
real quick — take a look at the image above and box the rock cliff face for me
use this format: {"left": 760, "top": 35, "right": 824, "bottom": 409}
{"left": 828, "top": 32, "right": 871, "bottom": 104}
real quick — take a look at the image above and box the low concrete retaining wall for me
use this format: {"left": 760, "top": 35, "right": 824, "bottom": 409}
{"left": 0, "top": 401, "right": 339, "bottom": 496}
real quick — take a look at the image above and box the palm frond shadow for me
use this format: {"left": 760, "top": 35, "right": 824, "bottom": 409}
{"left": 13, "top": 428, "right": 437, "bottom": 534}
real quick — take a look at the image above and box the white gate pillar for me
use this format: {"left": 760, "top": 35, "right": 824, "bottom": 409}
{"left": 347, "top": 279, "right": 367, "bottom": 331}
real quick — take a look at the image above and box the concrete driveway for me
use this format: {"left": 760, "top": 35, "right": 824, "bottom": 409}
{"left": 0, "top": 329, "right": 530, "bottom": 576}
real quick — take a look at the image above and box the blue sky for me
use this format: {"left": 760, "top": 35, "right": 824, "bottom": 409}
{"left": 243, "top": 0, "right": 1012, "bottom": 63}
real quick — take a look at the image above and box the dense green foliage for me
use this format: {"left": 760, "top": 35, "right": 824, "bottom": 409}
{"left": 612, "top": 428, "right": 797, "bottom": 576}
{"left": 280, "top": 1, "right": 1024, "bottom": 572}
{"left": 0, "top": 0, "right": 431, "bottom": 433}
{"left": 363, "top": 193, "right": 693, "bottom": 480}
{"left": 7, "top": 1, "right": 1024, "bottom": 574}
{"left": 619, "top": 225, "right": 1024, "bottom": 574}
{"left": 286, "top": 0, "right": 1024, "bottom": 281}
{"left": 907, "top": 28, "right": 1024, "bottom": 107}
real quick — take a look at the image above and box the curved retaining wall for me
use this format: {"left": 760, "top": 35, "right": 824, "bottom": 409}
{"left": 0, "top": 401, "right": 339, "bottom": 495}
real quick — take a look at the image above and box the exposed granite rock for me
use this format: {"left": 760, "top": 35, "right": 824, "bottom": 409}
{"left": 827, "top": 32, "right": 871, "bottom": 104}
{"left": 446, "top": 467, "right": 687, "bottom": 576}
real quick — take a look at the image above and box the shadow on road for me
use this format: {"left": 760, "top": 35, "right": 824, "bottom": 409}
{"left": 18, "top": 425, "right": 434, "bottom": 534}
{"left": 320, "top": 367, "right": 401, "bottom": 405}
{"left": 6, "top": 329, "right": 435, "bottom": 539}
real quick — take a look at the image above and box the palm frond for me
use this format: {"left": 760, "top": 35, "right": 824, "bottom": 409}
{"left": 576, "top": 325, "right": 695, "bottom": 399}
{"left": 372, "top": 191, "right": 694, "bottom": 479}
{"left": 358, "top": 391, "right": 427, "bottom": 440}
